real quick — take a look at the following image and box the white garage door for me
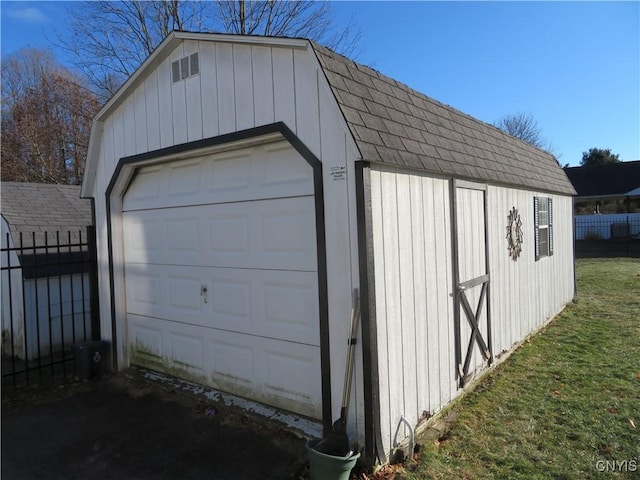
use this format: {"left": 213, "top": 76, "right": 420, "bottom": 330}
{"left": 121, "top": 141, "right": 322, "bottom": 418}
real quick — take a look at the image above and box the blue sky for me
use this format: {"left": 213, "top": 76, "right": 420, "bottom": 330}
{"left": 1, "top": 1, "right": 638, "bottom": 166}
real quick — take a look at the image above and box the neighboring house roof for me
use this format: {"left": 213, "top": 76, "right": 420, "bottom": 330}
{"left": 564, "top": 161, "right": 640, "bottom": 198}
{"left": 1, "top": 182, "right": 93, "bottom": 248}
{"left": 83, "top": 32, "right": 576, "bottom": 197}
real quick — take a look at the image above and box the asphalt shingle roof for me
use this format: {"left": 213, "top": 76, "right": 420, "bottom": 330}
{"left": 564, "top": 161, "right": 640, "bottom": 197}
{"left": 1, "top": 182, "right": 92, "bottom": 248}
{"left": 311, "top": 42, "right": 576, "bottom": 195}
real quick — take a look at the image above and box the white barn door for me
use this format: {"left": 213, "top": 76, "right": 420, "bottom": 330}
{"left": 121, "top": 141, "right": 322, "bottom": 419}
{"left": 452, "top": 180, "right": 493, "bottom": 388}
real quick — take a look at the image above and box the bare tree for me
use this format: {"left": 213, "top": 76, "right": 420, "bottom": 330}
{"left": 493, "top": 112, "right": 560, "bottom": 159}
{"left": 56, "top": 1, "right": 210, "bottom": 98}
{"left": 216, "top": 1, "right": 359, "bottom": 52}
{"left": 493, "top": 112, "right": 545, "bottom": 149}
{"left": 1, "top": 49, "right": 100, "bottom": 184}
{"left": 56, "top": 0, "right": 360, "bottom": 99}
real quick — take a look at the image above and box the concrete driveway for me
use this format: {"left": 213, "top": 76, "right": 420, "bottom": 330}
{"left": 1, "top": 369, "right": 311, "bottom": 480}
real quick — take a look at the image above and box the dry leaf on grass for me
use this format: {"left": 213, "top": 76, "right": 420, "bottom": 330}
{"left": 357, "top": 463, "right": 407, "bottom": 480}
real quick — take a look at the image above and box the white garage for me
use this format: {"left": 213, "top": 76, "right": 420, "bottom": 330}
{"left": 83, "top": 32, "right": 576, "bottom": 466}
{"left": 121, "top": 142, "right": 322, "bottom": 418}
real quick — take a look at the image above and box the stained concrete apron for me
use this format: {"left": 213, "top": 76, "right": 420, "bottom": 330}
{"left": 1, "top": 369, "right": 312, "bottom": 480}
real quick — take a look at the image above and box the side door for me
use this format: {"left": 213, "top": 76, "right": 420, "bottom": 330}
{"left": 452, "top": 180, "right": 493, "bottom": 388}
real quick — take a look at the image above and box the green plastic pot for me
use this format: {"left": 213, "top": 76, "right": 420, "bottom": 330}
{"left": 306, "top": 439, "right": 360, "bottom": 480}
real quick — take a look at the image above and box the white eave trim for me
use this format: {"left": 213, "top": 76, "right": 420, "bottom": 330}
{"left": 81, "top": 119, "right": 103, "bottom": 199}
{"left": 176, "top": 31, "right": 310, "bottom": 48}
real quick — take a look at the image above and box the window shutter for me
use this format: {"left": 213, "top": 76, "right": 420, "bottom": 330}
{"left": 548, "top": 198, "right": 554, "bottom": 256}
{"left": 534, "top": 196, "right": 540, "bottom": 260}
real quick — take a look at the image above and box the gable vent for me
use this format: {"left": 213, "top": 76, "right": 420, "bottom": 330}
{"left": 172, "top": 53, "right": 199, "bottom": 82}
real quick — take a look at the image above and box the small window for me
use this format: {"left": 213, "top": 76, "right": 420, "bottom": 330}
{"left": 534, "top": 196, "right": 553, "bottom": 260}
{"left": 171, "top": 52, "right": 200, "bottom": 83}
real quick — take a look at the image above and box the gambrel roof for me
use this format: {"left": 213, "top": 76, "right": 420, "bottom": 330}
{"left": 311, "top": 42, "right": 575, "bottom": 195}
{"left": 83, "top": 32, "right": 575, "bottom": 197}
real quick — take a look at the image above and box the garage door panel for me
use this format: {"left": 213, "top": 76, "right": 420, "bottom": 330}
{"left": 125, "top": 165, "right": 163, "bottom": 207}
{"left": 125, "top": 218, "right": 161, "bottom": 257}
{"left": 209, "top": 151, "right": 252, "bottom": 191}
{"left": 124, "top": 196, "right": 317, "bottom": 270}
{"left": 216, "top": 197, "right": 316, "bottom": 270}
{"left": 216, "top": 270, "right": 319, "bottom": 345}
{"left": 166, "top": 217, "right": 199, "bottom": 252}
{"left": 123, "top": 141, "right": 321, "bottom": 419}
{"left": 210, "top": 278, "right": 251, "bottom": 320}
{"left": 213, "top": 271, "right": 319, "bottom": 344}
{"left": 123, "top": 141, "right": 314, "bottom": 211}
{"left": 261, "top": 210, "right": 314, "bottom": 255}
{"left": 168, "top": 276, "right": 202, "bottom": 312}
{"left": 128, "top": 314, "right": 321, "bottom": 418}
{"left": 167, "top": 159, "right": 203, "bottom": 198}
{"left": 263, "top": 281, "right": 318, "bottom": 332}
{"left": 124, "top": 214, "right": 201, "bottom": 264}
{"left": 129, "top": 271, "right": 162, "bottom": 307}
{"left": 125, "top": 264, "right": 320, "bottom": 346}
{"left": 127, "top": 267, "right": 201, "bottom": 325}
{"left": 262, "top": 142, "right": 314, "bottom": 186}
{"left": 126, "top": 267, "right": 201, "bottom": 324}
{"left": 263, "top": 347, "right": 320, "bottom": 405}
{"left": 169, "top": 330, "right": 205, "bottom": 370}
{"left": 130, "top": 321, "right": 163, "bottom": 360}
{"left": 211, "top": 333, "right": 321, "bottom": 418}
{"left": 213, "top": 340, "right": 255, "bottom": 387}
{"left": 209, "top": 216, "right": 249, "bottom": 253}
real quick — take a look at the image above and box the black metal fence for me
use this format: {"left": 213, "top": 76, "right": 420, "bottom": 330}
{"left": 1, "top": 227, "right": 100, "bottom": 387}
{"left": 574, "top": 215, "right": 640, "bottom": 258}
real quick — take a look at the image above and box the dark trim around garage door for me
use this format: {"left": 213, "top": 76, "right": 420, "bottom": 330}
{"left": 105, "top": 122, "right": 332, "bottom": 431}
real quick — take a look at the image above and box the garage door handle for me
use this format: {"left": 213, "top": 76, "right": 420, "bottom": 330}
{"left": 201, "top": 285, "right": 208, "bottom": 303}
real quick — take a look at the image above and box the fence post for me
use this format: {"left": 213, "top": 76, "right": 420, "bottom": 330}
{"left": 4, "top": 232, "right": 17, "bottom": 386}
{"left": 572, "top": 215, "right": 577, "bottom": 298}
{"left": 87, "top": 226, "right": 101, "bottom": 341}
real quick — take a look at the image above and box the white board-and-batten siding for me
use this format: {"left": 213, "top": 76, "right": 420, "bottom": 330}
{"left": 368, "top": 165, "right": 456, "bottom": 456}
{"left": 368, "top": 164, "right": 575, "bottom": 458}
{"left": 488, "top": 187, "right": 575, "bottom": 357}
{"left": 88, "top": 37, "right": 365, "bottom": 443}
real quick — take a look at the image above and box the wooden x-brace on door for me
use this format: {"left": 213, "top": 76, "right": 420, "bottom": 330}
{"left": 458, "top": 274, "right": 491, "bottom": 386}
{"left": 452, "top": 180, "right": 493, "bottom": 388}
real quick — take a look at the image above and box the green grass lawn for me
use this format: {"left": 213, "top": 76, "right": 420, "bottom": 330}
{"left": 404, "top": 258, "right": 640, "bottom": 480}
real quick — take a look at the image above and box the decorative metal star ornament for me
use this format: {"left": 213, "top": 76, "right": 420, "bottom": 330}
{"left": 506, "top": 207, "right": 523, "bottom": 261}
